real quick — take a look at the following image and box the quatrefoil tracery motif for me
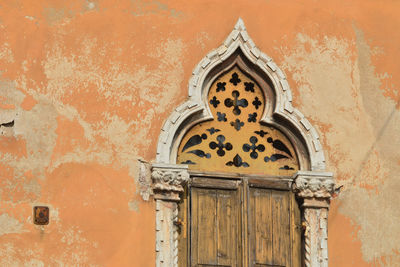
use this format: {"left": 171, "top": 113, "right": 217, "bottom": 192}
{"left": 224, "top": 90, "right": 248, "bottom": 115}
{"left": 177, "top": 66, "right": 299, "bottom": 175}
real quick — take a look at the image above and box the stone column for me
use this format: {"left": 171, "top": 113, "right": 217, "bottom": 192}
{"left": 293, "top": 171, "right": 334, "bottom": 267}
{"left": 151, "top": 164, "right": 189, "bottom": 267}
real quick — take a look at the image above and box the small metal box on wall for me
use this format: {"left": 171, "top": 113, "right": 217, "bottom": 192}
{"left": 34, "top": 206, "right": 49, "bottom": 225}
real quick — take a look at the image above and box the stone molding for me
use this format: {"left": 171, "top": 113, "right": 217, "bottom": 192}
{"left": 156, "top": 18, "right": 326, "bottom": 172}
{"left": 293, "top": 171, "right": 334, "bottom": 199}
{"left": 151, "top": 163, "right": 189, "bottom": 202}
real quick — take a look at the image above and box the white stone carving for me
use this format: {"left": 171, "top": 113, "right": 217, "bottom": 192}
{"left": 293, "top": 171, "right": 334, "bottom": 198}
{"left": 151, "top": 163, "right": 189, "bottom": 201}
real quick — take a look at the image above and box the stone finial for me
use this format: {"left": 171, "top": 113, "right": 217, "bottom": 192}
{"left": 151, "top": 164, "right": 189, "bottom": 201}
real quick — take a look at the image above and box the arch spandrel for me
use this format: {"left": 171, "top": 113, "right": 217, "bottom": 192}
{"left": 177, "top": 66, "right": 299, "bottom": 175}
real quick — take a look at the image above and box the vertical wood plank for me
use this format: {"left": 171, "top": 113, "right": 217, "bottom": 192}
{"left": 191, "top": 188, "right": 218, "bottom": 266}
{"left": 271, "top": 190, "right": 290, "bottom": 267}
{"left": 178, "top": 187, "right": 188, "bottom": 267}
{"left": 256, "top": 189, "right": 273, "bottom": 265}
{"left": 217, "top": 189, "right": 239, "bottom": 266}
{"left": 291, "top": 193, "right": 302, "bottom": 267}
{"left": 199, "top": 188, "right": 217, "bottom": 265}
{"left": 190, "top": 187, "right": 198, "bottom": 267}
{"left": 242, "top": 180, "right": 248, "bottom": 267}
{"left": 248, "top": 187, "right": 273, "bottom": 266}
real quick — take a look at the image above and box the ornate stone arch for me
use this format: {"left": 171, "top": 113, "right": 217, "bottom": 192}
{"left": 151, "top": 18, "right": 334, "bottom": 267}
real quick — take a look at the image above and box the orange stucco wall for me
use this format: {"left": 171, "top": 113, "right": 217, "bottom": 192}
{"left": 0, "top": 0, "right": 399, "bottom": 266}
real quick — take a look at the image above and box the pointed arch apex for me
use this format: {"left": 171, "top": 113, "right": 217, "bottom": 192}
{"left": 234, "top": 17, "right": 246, "bottom": 31}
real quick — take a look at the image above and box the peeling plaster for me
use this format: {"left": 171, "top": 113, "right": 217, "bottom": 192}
{"left": 44, "top": 7, "right": 75, "bottom": 25}
{"left": 128, "top": 199, "right": 139, "bottom": 212}
{"left": 82, "top": 0, "right": 99, "bottom": 13}
{"left": 338, "top": 26, "right": 400, "bottom": 264}
{"left": 0, "top": 242, "right": 44, "bottom": 267}
{"left": 280, "top": 30, "right": 400, "bottom": 264}
{"left": 0, "top": 213, "right": 26, "bottom": 236}
{"left": 37, "top": 36, "right": 185, "bottom": 180}
{"left": 0, "top": 82, "right": 57, "bottom": 201}
{"left": 280, "top": 33, "right": 378, "bottom": 183}
{"left": 0, "top": 43, "right": 14, "bottom": 64}
{"left": 130, "top": 0, "right": 183, "bottom": 17}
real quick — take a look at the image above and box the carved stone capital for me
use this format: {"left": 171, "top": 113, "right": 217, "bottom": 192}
{"left": 151, "top": 163, "right": 189, "bottom": 201}
{"left": 293, "top": 171, "right": 334, "bottom": 200}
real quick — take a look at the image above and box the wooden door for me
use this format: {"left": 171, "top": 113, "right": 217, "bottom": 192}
{"left": 183, "top": 176, "right": 301, "bottom": 267}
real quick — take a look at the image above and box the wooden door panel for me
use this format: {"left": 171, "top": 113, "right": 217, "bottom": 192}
{"left": 217, "top": 190, "right": 240, "bottom": 266}
{"left": 248, "top": 188, "right": 291, "bottom": 267}
{"left": 270, "top": 191, "right": 290, "bottom": 267}
{"left": 248, "top": 188, "right": 273, "bottom": 265}
{"left": 191, "top": 186, "right": 240, "bottom": 267}
{"left": 192, "top": 188, "right": 217, "bottom": 266}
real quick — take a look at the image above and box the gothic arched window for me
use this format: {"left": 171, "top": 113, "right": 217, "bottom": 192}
{"left": 151, "top": 19, "right": 334, "bottom": 267}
